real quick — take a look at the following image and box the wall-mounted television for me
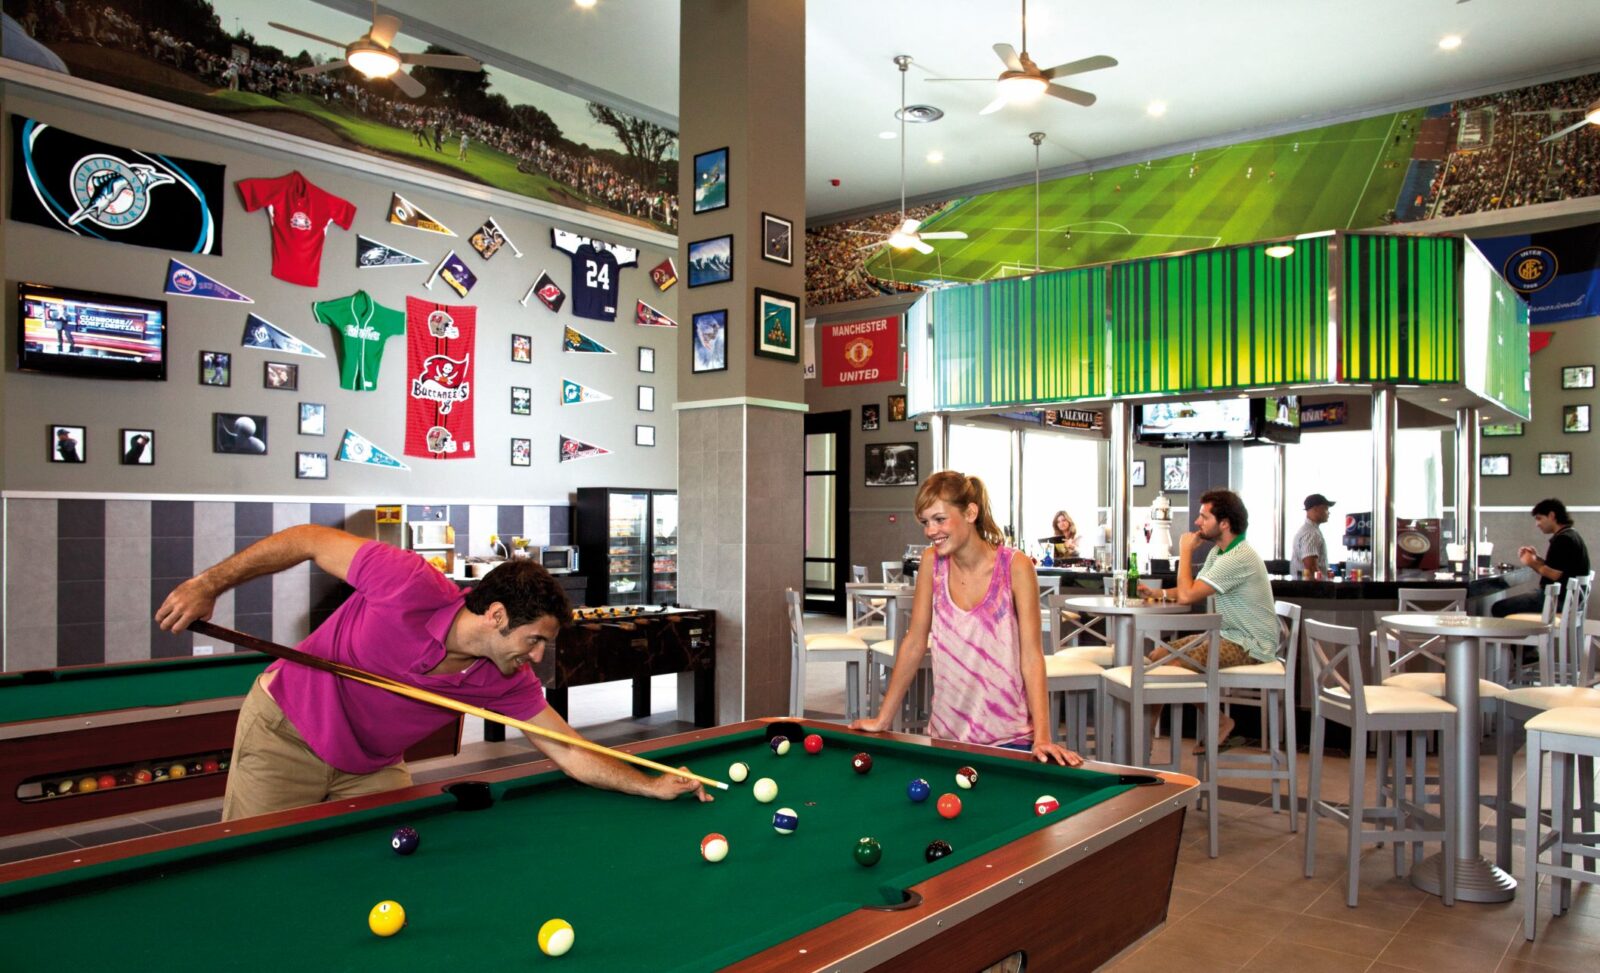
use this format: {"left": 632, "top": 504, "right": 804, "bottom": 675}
{"left": 1256, "top": 395, "right": 1302, "bottom": 444}
{"left": 17, "top": 282, "right": 168, "bottom": 381}
{"left": 1135, "top": 399, "right": 1253, "bottom": 444}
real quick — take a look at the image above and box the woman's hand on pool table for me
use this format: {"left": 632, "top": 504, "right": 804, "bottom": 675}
{"left": 1031, "top": 739, "right": 1084, "bottom": 768}
{"left": 650, "top": 766, "right": 713, "bottom": 803}
{"left": 849, "top": 715, "right": 892, "bottom": 734}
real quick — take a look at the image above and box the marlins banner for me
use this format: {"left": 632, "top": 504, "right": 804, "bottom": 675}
{"left": 337, "top": 428, "right": 409, "bottom": 470}
{"left": 405, "top": 297, "right": 476, "bottom": 460}
{"left": 10, "top": 116, "right": 225, "bottom": 255}
{"left": 561, "top": 379, "right": 611, "bottom": 404}
{"left": 165, "top": 259, "right": 252, "bottom": 303}
{"left": 820, "top": 316, "right": 900, "bottom": 387}
{"left": 1471, "top": 223, "right": 1600, "bottom": 325}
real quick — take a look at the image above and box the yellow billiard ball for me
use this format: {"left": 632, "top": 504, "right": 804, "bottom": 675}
{"left": 368, "top": 900, "right": 406, "bottom": 937}
{"left": 538, "top": 917, "right": 575, "bottom": 956}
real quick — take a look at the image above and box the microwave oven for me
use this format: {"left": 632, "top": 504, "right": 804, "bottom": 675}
{"left": 531, "top": 545, "right": 579, "bottom": 574}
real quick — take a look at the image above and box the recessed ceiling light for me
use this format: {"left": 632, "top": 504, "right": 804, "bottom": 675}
{"left": 878, "top": 131, "right": 898, "bottom": 140}
{"left": 1264, "top": 244, "right": 1296, "bottom": 259}
{"left": 926, "top": 150, "right": 944, "bottom": 164}
{"left": 1438, "top": 34, "right": 1462, "bottom": 51}
{"left": 574, "top": 0, "right": 597, "bottom": 7}
{"left": 1439, "top": 396, "right": 1451, "bottom": 402}
{"left": 1146, "top": 101, "right": 1167, "bottom": 117}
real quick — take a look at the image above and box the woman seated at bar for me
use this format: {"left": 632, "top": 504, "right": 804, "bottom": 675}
{"left": 1043, "top": 510, "right": 1079, "bottom": 561}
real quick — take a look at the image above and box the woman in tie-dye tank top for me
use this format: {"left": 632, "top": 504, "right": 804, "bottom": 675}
{"left": 852, "top": 472, "right": 1082, "bottom": 767}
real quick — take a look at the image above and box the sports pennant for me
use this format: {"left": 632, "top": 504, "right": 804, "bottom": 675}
{"left": 562, "top": 326, "right": 614, "bottom": 355}
{"left": 405, "top": 297, "right": 476, "bottom": 460}
{"left": 241, "top": 314, "right": 325, "bottom": 358}
{"left": 469, "top": 217, "right": 523, "bottom": 260}
{"left": 561, "top": 379, "right": 612, "bottom": 405}
{"left": 521, "top": 270, "right": 566, "bottom": 312}
{"left": 636, "top": 300, "right": 677, "bottom": 328}
{"left": 650, "top": 258, "right": 678, "bottom": 292}
{"left": 559, "top": 435, "right": 610, "bottom": 463}
{"left": 425, "top": 250, "right": 478, "bottom": 298}
{"left": 337, "top": 428, "right": 410, "bottom": 470}
{"left": 387, "top": 193, "right": 455, "bottom": 236}
{"left": 356, "top": 234, "right": 426, "bottom": 268}
{"left": 164, "top": 259, "right": 252, "bottom": 303}
{"left": 9, "top": 116, "right": 225, "bottom": 255}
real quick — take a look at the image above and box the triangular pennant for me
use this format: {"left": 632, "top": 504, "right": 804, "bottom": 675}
{"left": 357, "top": 234, "right": 427, "bottom": 268}
{"left": 559, "top": 435, "right": 611, "bottom": 463}
{"left": 561, "top": 379, "right": 612, "bottom": 405}
{"left": 562, "top": 326, "right": 615, "bottom": 355}
{"left": 241, "top": 314, "right": 326, "bottom": 358}
{"left": 649, "top": 258, "right": 678, "bottom": 292}
{"left": 636, "top": 300, "right": 677, "bottom": 328}
{"left": 387, "top": 193, "right": 455, "bottom": 236}
{"left": 520, "top": 270, "right": 566, "bottom": 312}
{"left": 336, "top": 428, "right": 410, "bottom": 470}
{"left": 425, "top": 250, "right": 477, "bottom": 297}
{"left": 164, "top": 259, "right": 252, "bottom": 303}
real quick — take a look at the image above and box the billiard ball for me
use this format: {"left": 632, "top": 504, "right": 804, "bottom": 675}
{"left": 168, "top": 764, "right": 187, "bottom": 779}
{"left": 852, "top": 753, "right": 873, "bottom": 774}
{"left": 728, "top": 761, "right": 750, "bottom": 783}
{"left": 753, "top": 777, "right": 778, "bottom": 803}
{"left": 700, "top": 833, "right": 728, "bottom": 863}
{"left": 538, "top": 918, "right": 575, "bottom": 957}
{"left": 937, "top": 793, "right": 963, "bottom": 819}
{"left": 133, "top": 768, "right": 153, "bottom": 784}
{"left": 955, "top": 766, "right": 979, "bottom": 789}
{"left": 925, "top": 839, "right": 954, "bottom": 862}
{"left": 218, "top": 757, "right": 231, "bottom": 772}
{"left": 853, "top": 836, "right": 883, "bottom": 867}
{"left": 769, "top": 737, "right": 791, "bottom": 756}
{"left": 772, "top": 807, "right": 799, "bottom": 834}
{"left": 187, "top": 762, "right": 204, "bottom": 776}
{"left": 202, "top": 759, "right": 220, "bottom": 774}
{"left": 367, "top": 900, "right": 406, "bottom": 937}
{"left": 803, "top": 733, "right": 824, "bottom": 755}
{"left": 152, "top": 766, "right": 170, "bottom": 781}
{"left": 115, "top": 771, "right": 136, "bottom": 788}
{"left": 390, "top": 826, "right": 420, "bottom": 856}
{"left": 78, "top": 777, "right": 98, "bottom": 793}
{"left": 1034, "top": 794, "right": 1060, "bottom": 816}
{"left": 54, "top": 779, "right": 75, "bottom": 797}
{"left": 906, "top": 778, "right": 930, "bottom": 803}
{"left": 97, "top": 774, "right": 117, "bottom": 790}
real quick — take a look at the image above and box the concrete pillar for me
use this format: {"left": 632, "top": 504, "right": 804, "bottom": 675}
{"left": 1454, "top": 406, "right": 1480, "bottom": 571}
{"left": 1372, "top": 389, "right": 1397, "bottom": 581}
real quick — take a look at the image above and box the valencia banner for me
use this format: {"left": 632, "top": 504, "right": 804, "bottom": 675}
{"left": 1470, "top": 222, "right": 1600, "bottom": 325}
{"left": 819, "top": 316, "right": 900, "bottom": 387}
{"left": 405, "top": 297, "right": 476, "bottom": 460}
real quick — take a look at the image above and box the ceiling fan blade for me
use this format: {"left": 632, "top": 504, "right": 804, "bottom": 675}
{"left": 400, "top": 52, "right": 484, "bottom": 71}
{"left": 910, "top": 239, "right": 936, "bottom": 255}
{"left": 901, "top": 218, "right": 922, "bottom": 234}
{"left": 926, "top": 77, "right": 1001, "bottom": 83}
{"left": 994, "top": 43, "right": 1023, "bottom": 73}
{"left": 1042, "top": 54, "right": 1118, "bottom": 80}
{"left": 390, "top": 68, "right": 426, "bottom": 98}
{"left": 1540, "top": 118, "right": 1591, "bottom": 143}
{"left": 856, "top": 239, "right": 890, "bottom": 251}
{"left": 296, "top": 59, "right": 350, "bottom": 76}
{"left": 1046, "top": 84, "right": 1097, "bottom": 107}
{"left": 920, "top": 231, "right": 968, "bottom": 240}
{"left": 267, "top": 22, "right": 347, "bottom": 49}
{"left": 979, "top": 94, "right": 1009, "bottom": 115}
{"left": 369, "top": 13, "right": 401, "bottom": 48}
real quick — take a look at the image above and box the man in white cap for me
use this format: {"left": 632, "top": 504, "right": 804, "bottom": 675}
{"left": 1293, "top": 493, "right": 1334, "bottom": 578}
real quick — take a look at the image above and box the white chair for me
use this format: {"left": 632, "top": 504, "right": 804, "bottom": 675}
{"left": 1522, "top": 707, "right": 1600, "bottom": 940}
{"left": 1042, "top": 592, "right": 1108, "bottom": 757}
{"left": 1494, "top": 583, "right": 1559, "bottom": 687}
{"left": 1508, "top": 576, "right": 1591, "bottom": 685}
{"left": 880, "top": 561, "right": 904, "bottom": 584}
{"left": 1213, "top": 601, "right": 1303, "bottom": 831}
{"left": 1048, "top": 591, "right": 1114, "bottom": 667}
{"left": 1303, "top": 619, "right": 1458, "bottom": 907}
{"left": 785, "top": 589, "right": 869, "bottom": 720}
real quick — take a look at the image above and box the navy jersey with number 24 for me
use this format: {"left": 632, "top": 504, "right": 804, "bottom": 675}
{"left": 551, "top": 228, "right": 639, "bottom": 322}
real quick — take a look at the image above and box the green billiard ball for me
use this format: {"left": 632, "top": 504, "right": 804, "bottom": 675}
{"left": 853, "top": 836, "right": 882, "bottom": 867}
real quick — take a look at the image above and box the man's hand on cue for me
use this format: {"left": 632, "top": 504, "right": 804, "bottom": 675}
{"left": 155, "top": 578, "right": 216, "bottom": 633}
{"left": 653, "top": 765, "right": 712, "bottom": 803}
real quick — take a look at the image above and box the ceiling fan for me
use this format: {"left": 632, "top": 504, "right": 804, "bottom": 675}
{"left": 929, "top": 0, "right": 1117, "bottom": 115}
{"left": 268, "top": 2, "right": 482, "bottom": 99}
{"left": 856, "top": 55, "right": 968, "bottom": 256}
{"left": 1539, "top": 98, "right": 1600, "bottom": 143}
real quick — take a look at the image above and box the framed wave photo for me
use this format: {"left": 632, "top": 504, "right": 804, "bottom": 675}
{"left": 692, "top": 147, "right": 728, "bottom": 214}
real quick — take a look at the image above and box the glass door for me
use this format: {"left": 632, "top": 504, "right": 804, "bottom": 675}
{"left": 606, "top": 491, "right": 649, "bottom": 605}
{"left": 804, "top": 410, "right": 850, "bottom": 614}
{"left": 649, "top": 492, "right": 678, "bottom": 605}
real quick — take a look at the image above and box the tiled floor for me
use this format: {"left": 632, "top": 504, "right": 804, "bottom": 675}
{"left": 5, "top": 618, "right": 1598, "bottom": 973}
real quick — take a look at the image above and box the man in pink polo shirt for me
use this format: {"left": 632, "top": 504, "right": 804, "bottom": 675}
{"left": 156, "top": 525, "right": 708, "bottom": 819}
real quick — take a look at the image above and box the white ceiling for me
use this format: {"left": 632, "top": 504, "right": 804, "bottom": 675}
{"left": 340, "top": 0, "right": 1600, "bottom": 221}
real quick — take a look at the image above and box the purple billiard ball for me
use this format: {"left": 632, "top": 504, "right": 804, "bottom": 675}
{"left": 906, "top": 778, "right": 931, "bottom": 803}
{"left": 390, "top": 826, "right": 420, "bottom": 856}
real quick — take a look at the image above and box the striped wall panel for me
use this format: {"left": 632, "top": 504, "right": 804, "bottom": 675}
{"left": 1340, "top": 234, "right": 1460, "bottom": 385}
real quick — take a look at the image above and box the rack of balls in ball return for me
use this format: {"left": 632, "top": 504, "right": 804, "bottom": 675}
{"left": 21, "top": 751, "right": 232, "bottom": 801}
{"left": 362, "top": 731, "right": 1069, "bottom": 958}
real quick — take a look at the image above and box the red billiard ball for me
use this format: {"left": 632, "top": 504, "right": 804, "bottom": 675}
{"left": 955, "top": 766, "right": 979, "bottom": 789}
{"left": 936, "top": 793, "right": 962, "bottom": 819}
{"left": 1034, "top": 794, "right": 1060, "bottom": 816}
{"left": 133, "top": 768, "right": 153, "bottom": 784}
{"left": 803, "top": 733, "right": 824, "bottom": 755}
{"left": 97, "top": 774, "right": 117, "bottom": 790}
{"left": 852, "top": 753, "right": 873, "bottom": 774}
{"left": 202, "top": 759, "right": 220, "bottom": 774}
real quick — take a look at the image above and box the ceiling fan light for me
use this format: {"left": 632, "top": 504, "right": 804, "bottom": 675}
{"left": 888, "top": 230, "right": 917, "bottom": 250}
{"left": 998, "top": 74, "right": 1048, "bottom": 104}
{"left": 348, "top": 46, "right": 400, "bottom": 78}
{"left": 1586, "top": 101, "right": 1600, "bottom": 126}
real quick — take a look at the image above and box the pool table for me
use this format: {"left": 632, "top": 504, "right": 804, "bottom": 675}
{"left": 0, "top": 653, "right": 461, "bottom": 836}
{"left": 0, "top": 719, "right": 1195, "bottom": 972}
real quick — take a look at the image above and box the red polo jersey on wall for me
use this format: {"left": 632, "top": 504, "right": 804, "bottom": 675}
{"left": 236, "top": 171, "right": 356, "bottom": 287}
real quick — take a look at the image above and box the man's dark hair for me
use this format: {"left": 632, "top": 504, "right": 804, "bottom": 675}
{"left": 1200, "top": 489, "right": 1249, "bottom": 535}
{"left": 463, "top": 560, "right": 573, "bottom": 630}
{"left": 1532, "top": 498, "right": 1573, "bottom": 526}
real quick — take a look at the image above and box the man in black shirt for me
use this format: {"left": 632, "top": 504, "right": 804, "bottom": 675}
{"left": 1492, "top": 498, "right": 1590, "bottom": 617}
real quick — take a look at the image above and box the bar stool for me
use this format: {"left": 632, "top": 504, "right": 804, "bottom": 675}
{"left": 1212, "top": 601, "right": 1302, "bottom": 831}
{"left": 785, "top": 589, "right": 869, "bottom": 719}
{"left": 1047, "top": 592, "right": 1114, "bottom": 667}
{"left": 1045, "top": 654, "right": 1105, "bottom": 757}
{"left": 1303, "top": 619, "right": 1458, "bottom": 907}
{"left": 1522, "top": 707, "right": 1600, "bottom": 940}
{"left": 1493, "top": 584, "right": 1559, "bottom": 686}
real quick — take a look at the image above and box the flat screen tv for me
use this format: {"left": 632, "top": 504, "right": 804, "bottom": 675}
{"left": 17, "top": 282, "right": 168, "bottom": 381}
{"left": 1256, "top": 395, "right": 1302, "bottom": 444}
{"left": 1135, "top": 399, "right": 1253, "bottom": 444}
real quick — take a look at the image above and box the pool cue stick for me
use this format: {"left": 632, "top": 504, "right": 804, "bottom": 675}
{"left": 188, "top": 620, "right": 728, "bottom": 791}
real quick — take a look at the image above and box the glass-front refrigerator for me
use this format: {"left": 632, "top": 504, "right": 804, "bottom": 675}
{"left": 649, "top": 491, "right": 678, "bottom": 605}
{"left": 576, "top": 488, "right": 678, "bottom": 606}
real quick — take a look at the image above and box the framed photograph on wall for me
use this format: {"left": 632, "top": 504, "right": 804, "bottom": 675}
{"left": 753, "top": 288, "right": 799, "bottom": 362}
{"left": 861, "top": 403, "right": 880, "bottom": 431}
{"left": 299, "top": 402, "right": 326, "bottom": 436}
{"left": 1481, "top": 454, "right": 1511, "bottom": 477}
{"left": 120, "top": 429, "right": 154, "bottom": 465}
{"left": 691, "top": 310, "right": 728, "bottom": 373}
{"left": 1481, "top": 422, "right": 1523, "bottom": 437}
{"left": 511, "top": 438, "right": 532, "bottom": 467}
{"left": 1561, "top": 365, "right": 1594, "bottom": 389}
{"left": 199, "top": 350, "right": 231, "bottom": 387}
{"left": 49, "top": 425, "right": 85, "bottom": 463}
{"left": 295, "top": 451, "right": 328, "bottom": 480}
{"left": 636, "top": 424, "right": 656, "bottom": 447}
{"left": 692, "top": 147, "right": 728, "bottom": 214}
{"left": 638, "top": 386, "right": 655, "bottom": 412}
{"left": 638, "top": 346, "right": 655, "bottom": 373}
{"left": 510, "top": 387, "right": 531, "bottom": 415}
{"left": 913, "top": 420, "right": 930, "bottom": 432}
{"left": 1539, "top": 452, "right": 1572, "bottom": 476}
{"left": 1132, "top": 459, "right": 1147, "bottom": 488}
{"left": 1162, "top": 455, "right": 1189, "bottom": 492}
{"left": 214, "top": 413, "right": 267, "bottom": 455}
{"left": 511, "top": 334, "right": 532, "bottom": 363}
{"left": 264, "top": 361, "right": 298, "bottom": 391}
{"left": 887, "top": 394, "right": 908, "bottom": 421}
{"left": 1564, "top": 404, "right": 1590, "bottom": 433}
{"left": 761, "top": 212, "right": 793, "bottom": 265}
{"left": 687, "top": 235, "right": 733, "bottom": 288}
{"left": 865, "top": 442, "right": 918, "bottom": 487}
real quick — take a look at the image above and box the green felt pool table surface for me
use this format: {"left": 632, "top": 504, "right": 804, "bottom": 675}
{"left": 1, "top": 653, "right": 268, "bottom": 723}
{"left": 0, "top": 721, "right": 1194, "bottom": 973}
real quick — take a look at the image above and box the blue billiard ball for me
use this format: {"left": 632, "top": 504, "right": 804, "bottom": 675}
{"left": 906, "top": 778, "right": 931, "bottom": 803}
{"left": 390, "top": 826, "right": 420, "bottom": 856}
{"left": 769, "top": 737, "right": 791, "bottom": 756}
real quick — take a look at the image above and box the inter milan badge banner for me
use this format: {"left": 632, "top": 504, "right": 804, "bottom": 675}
{"left": 11, "top": 116, "right": 225, "bottom": 254}
{"left": 1470, "top": 222, "right": 1600, "bottom": 325}
{"left": 405, "top": 297, "right": 476, "bottom": 460}
{"left": 165, "top": 259, "right": 253, "bottom": 303}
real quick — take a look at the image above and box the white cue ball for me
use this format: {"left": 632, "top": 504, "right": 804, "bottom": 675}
{"left": 753, "top": 777, "right": 778, "bottom": 803}
{"left": 728, "top": 761, "right": 750, "bottom": 783}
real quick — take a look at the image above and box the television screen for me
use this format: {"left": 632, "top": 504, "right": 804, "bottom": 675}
{"left": 17, "top": 282, "right": 168, "bottom": 381}
{"left": 1135, "top": 399, "right": 1253, "bottom": 443}
{"left": 1257, "top": 395, "right": 1302, "bottom": 444}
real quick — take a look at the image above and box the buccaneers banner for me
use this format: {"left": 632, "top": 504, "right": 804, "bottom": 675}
{"left": 405, "top": 297, "right": 475, "bottom": 460}
{"left": 820, "top": 316, "right": 900, "bottom": 387}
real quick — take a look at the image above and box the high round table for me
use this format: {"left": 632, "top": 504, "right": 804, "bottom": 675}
{"left": 1378, "top": 612, "right": 1550, "bottom": 903}
{"left": 1062, "top": 595, "right": 1193, "bottom": 763}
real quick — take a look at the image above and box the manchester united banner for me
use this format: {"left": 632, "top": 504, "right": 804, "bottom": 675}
{"left": 820, "top": 316, "right": 900, "bottom": 387}
{"left": 405, "top": 297, "right": 476, "bottom": 460}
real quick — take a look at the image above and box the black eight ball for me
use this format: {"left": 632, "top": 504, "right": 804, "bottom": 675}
{"left": 925, "top": 839, "right": 954, "bottom": 862}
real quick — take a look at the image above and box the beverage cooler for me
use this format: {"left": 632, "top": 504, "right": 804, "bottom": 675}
{"left": 576, "top": 488, "right": 678, "bottom": 606}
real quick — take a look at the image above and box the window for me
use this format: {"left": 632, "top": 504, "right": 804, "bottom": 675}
{"left": 946, "top": 424, "right": 1013, "bottom": 537}
{"left": 1021, "top": 431, "right": 1100, "bottom": 558}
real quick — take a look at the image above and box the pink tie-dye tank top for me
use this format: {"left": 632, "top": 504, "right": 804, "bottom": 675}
{"left": 928, "top": 544, "right": 1031, "bottom": 748}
